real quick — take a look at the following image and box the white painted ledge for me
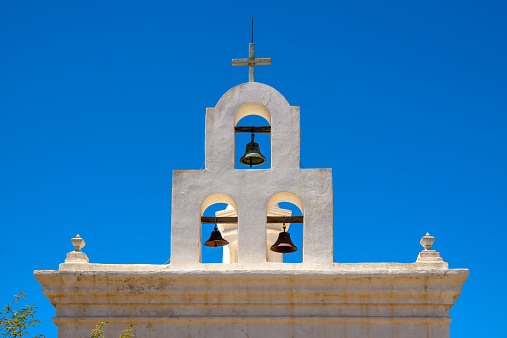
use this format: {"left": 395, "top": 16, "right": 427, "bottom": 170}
{"left": 56, "top": 261, "right": 450, "bottom": 272}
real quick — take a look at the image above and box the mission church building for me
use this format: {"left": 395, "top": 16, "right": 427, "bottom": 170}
{"left": 34, "top": 41, "right": 468, "bottom": 338}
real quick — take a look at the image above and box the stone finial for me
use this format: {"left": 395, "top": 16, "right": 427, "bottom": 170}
{"left": 71, "top": 234, "right": 85, "bottom": 252}
{"left": 64, "top": 234, "right": 89, "bottom": 264}
{"left": 416, "top": 232, "right": 445, "bottom": 266}
{"left": 420, "top": 232, "right": 435, "bottom": 250}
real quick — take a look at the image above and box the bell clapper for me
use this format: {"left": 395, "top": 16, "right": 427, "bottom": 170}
{"left": 250, "top": 132, "right": 254, "bottom": 168}
{"left": 213, "top": 220, "right": 218, "bottom": 247}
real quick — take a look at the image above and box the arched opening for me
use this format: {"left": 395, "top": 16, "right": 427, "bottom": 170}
{"left": 266, "top": 192, "right": 304, "bottom": 263}
{"left": 200, "top": 193, "right": 237, "bottom": 264}
{"left": 234, "top": 103, "right": 271, "bottom": 169}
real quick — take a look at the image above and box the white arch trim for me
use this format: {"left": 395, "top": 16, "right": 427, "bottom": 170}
{"left": 200, "top": 193, "right": 237, "bottom": 216}
{"left": 234, "top": 102, "right": 271, "bottom": 126}
{"left": 266, "top": 192, "right": 304, "bottom": 215}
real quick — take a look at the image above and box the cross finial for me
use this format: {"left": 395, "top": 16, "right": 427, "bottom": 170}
{"left": 232, "top": 19, "right": 271, "bottom": 82}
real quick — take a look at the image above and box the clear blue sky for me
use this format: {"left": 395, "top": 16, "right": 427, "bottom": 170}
{"left": 1, "top": 0, "right": 506, "bottom": 336}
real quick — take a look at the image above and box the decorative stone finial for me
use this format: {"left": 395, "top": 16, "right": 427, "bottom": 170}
{"left": 64, "top": 234, "right": 89, "bottom": 264}
{"left": 420, "top": 232, "right": 435, "bottom": 250}
{"left": 71, "top": 234, "right": 86, "bottom": 252}
{"left": 416, "top": 232, "right": 446, "bottom": 267}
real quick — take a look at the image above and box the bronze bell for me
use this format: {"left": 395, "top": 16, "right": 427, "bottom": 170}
{"left": 203, "top": 221, "right": 229, "bottom": 247}
{"left": 270, "top": 222, "right": 298, "bottom": 254}
{"left": 240, "top": 132, "right": 266, "bottom": 167}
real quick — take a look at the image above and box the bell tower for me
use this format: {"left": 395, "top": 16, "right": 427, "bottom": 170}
{"left": 171, "top": 81, "right": 334, "bottom": 268}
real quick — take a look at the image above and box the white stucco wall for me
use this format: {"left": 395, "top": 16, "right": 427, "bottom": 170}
{"left": 171, "top": 82, "right": 333, "bottom": 268}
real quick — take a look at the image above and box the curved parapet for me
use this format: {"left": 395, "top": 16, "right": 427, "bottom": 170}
{"left": 205, "top": 82, "right": 300, "bottom": 172}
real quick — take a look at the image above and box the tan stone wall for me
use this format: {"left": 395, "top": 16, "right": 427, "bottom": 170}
{"left": 35, "top": 268, "right": 467, "bottom": 338}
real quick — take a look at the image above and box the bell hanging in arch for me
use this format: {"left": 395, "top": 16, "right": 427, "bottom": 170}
{"left": 270, "top": 222, "right": 298, "bottom": 254}
{"left": 203, "top": 220, "right": 229, "bottom": 248}
{"left": 240, "top": 132, "right": 266, "bottom": 168}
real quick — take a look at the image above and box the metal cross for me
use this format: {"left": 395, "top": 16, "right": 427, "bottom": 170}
{"left": 232, "top": 43, "right": 271, "bottom": 82}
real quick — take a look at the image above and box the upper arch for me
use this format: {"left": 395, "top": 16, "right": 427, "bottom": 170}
{"left": 205, "top": 82, "right": 300, "bottom": 171}
{"left": 200, "top": 193, "right": 237, "bottom": 216}
{"left": 215, "top": 82, "right": 291, "bottom": 119}
{"left": 267, "top": 192, "right": 304, "bottom": 214}
{"left": 234, "top": 103, "right": 271, "bottom": 126}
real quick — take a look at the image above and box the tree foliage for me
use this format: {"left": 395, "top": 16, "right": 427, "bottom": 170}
{"left": 1, "top": 294, "right": 135, "bottom": 338}
{"left": 90, "top": 321, "right": 107, "bottom": 338}
{"left": 90, "top": 322, "right": 136, "bottom": 338}
{"left": 119, "top": 325, "right": 136, "bottom": 338}
{"left": 0, "top": 293, "right": 44, "bottom": 338}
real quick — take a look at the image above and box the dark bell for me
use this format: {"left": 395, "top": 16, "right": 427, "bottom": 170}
{"left": 240, "top": 133, "right": 266, "bottom": 167}
{"left": 270, "top": 231, "right": 298, "bottom": 254}
{"left": 203, "top": 229, "right": 229, "bottom": 247}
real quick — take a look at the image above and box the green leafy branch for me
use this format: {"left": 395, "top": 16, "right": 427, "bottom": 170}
{"left": 0, "top": 293, "right": 44, "bottom": 338}
{"left": 90, "top": 321, "right": 136, "bottom": 338}
{"left": 1, "top": 294, "right": 135, "bottom": 338}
